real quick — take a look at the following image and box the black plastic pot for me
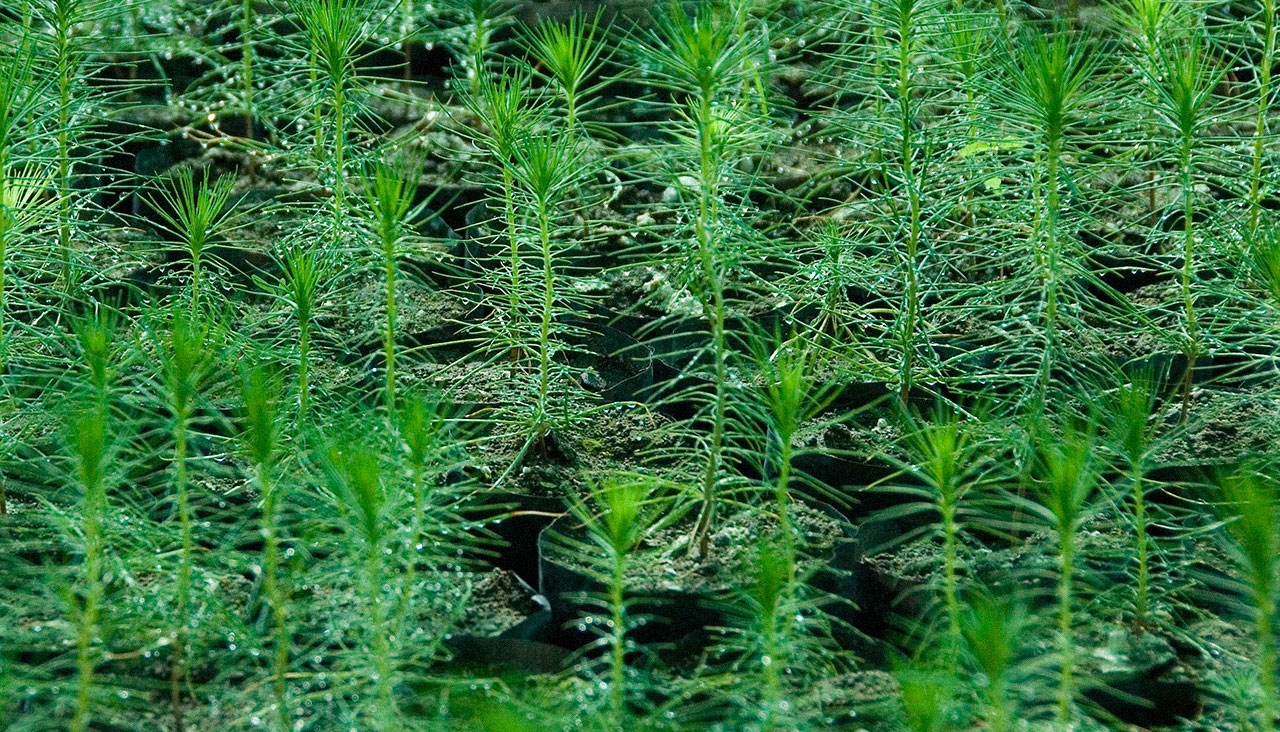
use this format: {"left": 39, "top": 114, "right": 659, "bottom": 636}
{"left": 466, "top": 491, "right": 566, "bottom": 591}
{"left": 565, "top": 317, "right": 654, "bottom": 404}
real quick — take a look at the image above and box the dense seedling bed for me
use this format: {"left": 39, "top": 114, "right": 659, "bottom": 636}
{"left": 1, "top": 0, "right": 1279, "bottom": 729}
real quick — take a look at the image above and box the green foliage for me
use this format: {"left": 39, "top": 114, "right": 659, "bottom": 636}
{"left": 519, "top": 11, "right": 609, "bottom": 132}
{"left": 1023, "top": 420, "right": 1102, "bottom": 725}
{"left": 1216, "top": 469, "right": 1280, "bottom": 731}
{"left": 147, "top": 168, "right": 241, "bottom": 313}
{"left": 2, "top": 0, "right": 1280, "bottom": 730}
{"left": 875, "top": 407, "right": 999, "bottom": 641}
{"left": 361, "top": 159, "right": 422, "bottom": 415}
{"left": 1003, "top": 27, "right": 1098, "bottom": 380}
{"left": 958, "top": 591, "right": 1027, "bottom": 732}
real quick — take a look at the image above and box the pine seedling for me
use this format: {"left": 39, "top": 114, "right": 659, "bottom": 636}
{"left": 322, "top": 438, "right": 399, "bottom": 730}
{"left": 744, "top": 327, "right": 847, "bottom": 581}
{"left": 442, "top": 0, "right": 513, "bottom": 100}
{"left": 66, "top": 406, "right": 111, "bottom": 732}
{"left": 1096, "top": 368, "right": 1168, "bottom": 627}
{"left": 239, "top": 365, "right": 291, "bottom": 732}
{"left": 360, "top": 159, "right": 421, "bottom": 418}
{"left": 1116, "top": 0, "right": 1190, "bottom": 215}
{"left": 146, "top": 168, "right": 241, "bottom": 315}
{"left": 291, "top": 0, "right": 370, "bottom": 236}
{"left": 508, "top": 130, "right": 591, "bottom": 441}
{"left": 995, "top": 27, "right": 1099, "bottom": 396}
{"left": 151, "top": 312, "right": 221, "bottom": 732}
{"left": 635, "top": 0, "right": 764, "bottom": 557}
{"left": 894, "top": 646, "right": 959, "bottom": 732}
{"left": 1141, "top": 34, "right": 1223, "bottom": 416}
{"left": 875, "top": 408, "right": 996, "bottom": 645}
{"left": 519, "top": 11, "right": 609, "bottom": 132}
{"left": 30, "top": 0, "right": 118, "bottom": 290}
{"left": 878, "top": 0, "right": 944, "bottom": 402}
{"left": 1242, "top": 0, "right": 1277, "bottom": 240}
{"left": 260, "top": 244, "right": 336, "bottom": 424}
{"left": 546, "top": 478, "right": 664, "bottom": 728}
{"left": 0, "top": 166, "right": 51, "bottom": 380}
{"left": 457, "top": 67, "right": 543, "bottom": 363}
{"left": 1215, "top": 469, "right": 1280, "bottom": 732}
{"left": 795, "top": 221, "right": 862, "bottom": 342}
{"left": 958, "top": 590, "right": 1027, "bottom": 732}
{"left": 391, "top": 395, "right": 451, "bottom": 638}
{"left": 713, "top": 537, "right": 845, "bottom": 732}
{"left": 751, "top": 544, "right": 793, "bottom": 732}
{"left": 1020, "top": 421, "right": 1101, "bottom": 726}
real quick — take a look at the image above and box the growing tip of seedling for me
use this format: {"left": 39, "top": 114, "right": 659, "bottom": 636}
{"left": 362, "top": 160, "right": 418, "bottom": 230}
{"left": 959, "top": 589, "right": 1026, "bottom": 680}
{"left": 325, "top": 440, "right": 386, "bottom": 546}
{"left": 66, "top": 408, "right": 108, "bottom": 490}
{"left": 1099, "top": 365, "right": 1166, "bottom": 466}
{"left": 749, "top": 541, "right": 792, "bottom": 614}
{"left": 1216, "top": 468, "right": 1279, "bottom": 587}
{"left": 1032, "top": 418, "right": 1100, "bottom": 522}
{"left": 894, "top": 657, "right": 957, "bottom": 732}
{"left": 397, "top": 394, "right": 449, "bottom": 467}
{"left": 149, "top": 167, "right": 239, "bottom": 257}
{"left": 72, "top": 305, "right": 117, "bottom": 395}
{"left": 240, "top": 364, "right": 282, "bottom": 467}
{"left": 573, "top": 478, "right": 655, "bottom": 557}
{"left": 520, "top": 9, "right": 609, "bottom": 126}
{"left": 1247, "top": 226, "right": 1280, "bottom": 304}
{"left": 510, "top": 131, "right": 586, "bottom": 205}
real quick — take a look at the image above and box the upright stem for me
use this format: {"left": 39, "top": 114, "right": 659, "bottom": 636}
{"left": 71, "top": 425, "right": 106, "bottom": 732}
{"left": 366, "top": 537, "right": 395, "bottom": 727}
{"left": 258, "top": 460, "right": 290, "bottom": 732}
{"left": 1256, "top": 592, "right": 1276, "bottom": 732}
{"left": 241, "top": 0, "right": 255, "bottom": 141}
{"left": 54, "top": 2, "right": 76, "bottom": 291}
{"left": 383, "top": 233, "right": 398, "bottom": 416}
{"left": 895, "top": 1, "right": 923, "bottom": 404}
{"left": 311, "top": 41, "right": 322, "bottom": 157}
{"left": 190, "top": 253, "right": 202, "bottom": 317}
{"left": 535, "top": 199, "right": 554, "bottom": 427}
{"left": 775, "top": 438, "right": 795, "bottom": 584}
{"left": 1131, "top": 469, "right": 1150, "bottom": 626}
{"left": 1179, "top": 135, "right": 1199, "bottom": 417}
{"left": 297, "top": 321, "right": 311, "bottom": 423}
{"left": 394, "top": 461, "right": 427, "bottom": 637}
{"left": 1249, "top": 0, "right": 1276, "bottom": 240}
{"left": 760, "top": 594, "right": 782, "bottom": 732}
{"left": 500, "top": 166, "right": 524, "bottom": 368}
{"left": 1040, "top": 134, "right": 1063, "bottom": 398}
{"left": 773, "top": 433, "right": 798, "bottom": 658}
{"left": 332, "top": 85, "right": 346, "bottom": 236}
{"left": 609, "top": 550, "right": 627, "bottom": 726}
{"left": 1056, "top": 525, "right": 1074, "bottom": 727}
{"left": 692, "top": 91, "right": 728, "bottom": 557}
{"left": 942, "top": 500, "right": 960, "bottom": 642}
{"left": 171, "top": 414, "right": 191, "bottom": 732}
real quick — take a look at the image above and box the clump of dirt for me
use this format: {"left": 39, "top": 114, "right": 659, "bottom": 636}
{"left": 1155, "top": 385, "right": 1280, "bottom": 466}
{"left": 553, "top": 501, "right": 849, "bottom": 596}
